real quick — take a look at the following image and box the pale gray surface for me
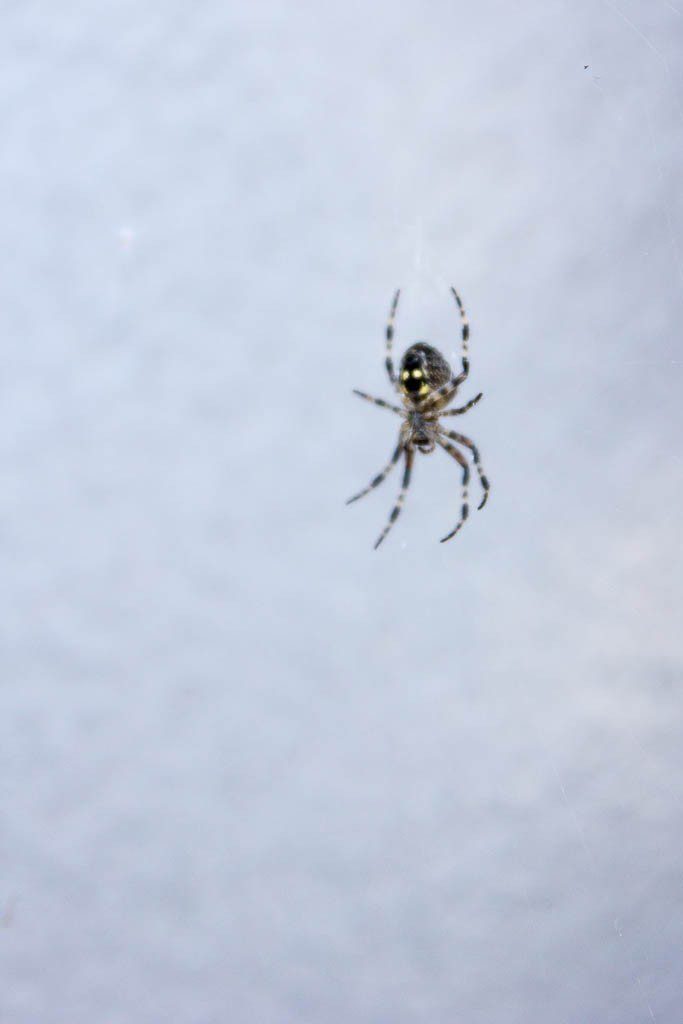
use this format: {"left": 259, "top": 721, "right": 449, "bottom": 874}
{"left": 1, "top": 2, "right": 683, "bottom": 1022}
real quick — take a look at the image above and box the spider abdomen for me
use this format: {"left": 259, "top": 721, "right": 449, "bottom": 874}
{"left": 399, "top": 343, "right": 452, "bottom": 402}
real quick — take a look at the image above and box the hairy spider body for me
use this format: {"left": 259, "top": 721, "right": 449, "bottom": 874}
{"left": 399, "top": 343, "right": 451, "bottom": 404}
{"left": 348, "top": 287, "right": 490, "bottom": 548}
{"left": 402, "top": 409, "right": 437, "bottom": 453}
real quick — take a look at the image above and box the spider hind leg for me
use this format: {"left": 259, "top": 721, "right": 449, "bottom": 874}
{"left": 421, "top": 286, "right": 472, "bottom": 412}
{"left": 385, "top": 288, "right": 401, "bottom": 388}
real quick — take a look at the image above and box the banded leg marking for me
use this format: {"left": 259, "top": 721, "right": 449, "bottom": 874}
{"left": 440, "top": 392, "right": 483, "bottom": 416}
{"left": 352, "top": 389, "right": 403, "bottom": 414}
{"left": 450, "top": 285, "right": 470, "bottom": 364}
{"left": 385, "top": 288, "right": 401, "bottom": 388}
{"left": 440, "top": 429, "right": 490, "bottom": 510}
{"left": 437, "top": 438, "right": 470, "bottom": 543}
{"left": 422, "top": 371, "right": 468, "bottom": 412}
{"left": 374, "top": 447, "right": 414, "bottom": 550}
{"left": 424, "top": 286, "right": 471, "bottom": 411}
{"left": 346, "top": 441, "right": 403, "bottom": 505}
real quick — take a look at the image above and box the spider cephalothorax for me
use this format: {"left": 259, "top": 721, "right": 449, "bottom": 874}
{"left": 348, "top": 287, "right": 490, "bottom": 548}
{"left": 402, "top": 409, "right": 437, "bottom": 453}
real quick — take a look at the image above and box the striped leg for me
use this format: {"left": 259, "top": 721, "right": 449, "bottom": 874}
{"left": 346, "top": 441, "right": 403, "bottom": 505}
{"left": 374, "top": 447, "right": 414, "bottom": 549}
{"left": 437, "top": 438, "right": 470, "bottom": 543}
{"left": 423, "top": 286, "right": 471, "bottom": 411}
{"left": 352, "top": 389, "right": 403, "bottom": 414}
{"left": 385, "top": 288, "right": 400, "bottom": 388}
{"left": 440, "top": 392, "right": 483, "bottom": 416}
{"left": 422, "top": 372, "right": 467, "bottom": 412}
{"left": 440, "top": 429, "right": 489, "bottom": 510}
{"left": 450, "top": 285, "right": 470, "bottom": 372}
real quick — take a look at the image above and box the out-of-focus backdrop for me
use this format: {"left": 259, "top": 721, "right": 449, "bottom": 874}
{"left": 2, "top": 2, "right": 682, "bottom": 1021}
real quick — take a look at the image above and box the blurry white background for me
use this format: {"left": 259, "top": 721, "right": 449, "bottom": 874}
{"left": 1, "top": 2, "right": 682, "bottom": 1021}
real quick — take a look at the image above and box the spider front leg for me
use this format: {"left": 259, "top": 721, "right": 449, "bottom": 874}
{"left": 374, "top": 446, "right": 414, "bottom": 549}
{"left": 436, "top": 438, "right": 470, "bottom": 543}
{"left": 347, "top": 440, "right": 404, "bottom": 505}
{"left": 385, "top": 288, "right": 400, "bottom": 388}
{"left": 440, "top": 428, "right": 490, "bottom": 509}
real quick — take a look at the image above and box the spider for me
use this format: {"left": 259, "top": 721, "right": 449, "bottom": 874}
{"left": 347, "top": 286, "right": 490, "bottom": 549}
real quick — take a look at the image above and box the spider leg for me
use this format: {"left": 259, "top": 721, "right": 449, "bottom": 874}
{"left": 450, "top": 284, "right": 470, "bottom": 371}
{"left": 422, "top": 373, "right": 466, "bottom": 412}
{"left": 352, "top": 389, "right": 403, "bottom": 414}
{"left": 346, "top": 441, "right": 404, "bottom": 505}
{"left": 436, "top": 438, "right": 470, "bottom": 543}
{"left": 385, "top": 288, "right": 400, "bottom": 388}
{"left": 440, "top": 392, "right": 483, "bottom": 416}
{"left": 422, "top": 286, "right": 471, "bottom": 411}
{"left": 374, "top": 447, "right": 414, "bottom": 549}
{"left": 439, "top": 428, "right": 490, "bottom": 510}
